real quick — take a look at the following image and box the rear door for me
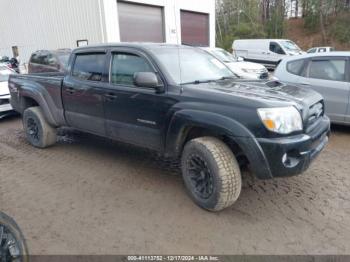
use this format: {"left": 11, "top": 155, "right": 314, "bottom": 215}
{"left": 299, "top": 56, "right": 349, "bottom": 123}
{"left": 102, "top": 48, "right": 174, "bottom": 151}
{"left": 62, "top": 51, "right": 108, "bottom": 136}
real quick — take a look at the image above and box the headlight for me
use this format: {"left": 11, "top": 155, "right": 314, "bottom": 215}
{"left": 242, "top": 68, "right": 258, "bottom": 73}
{"left": 257, "top": 107, "right": 303, "bottom": 134}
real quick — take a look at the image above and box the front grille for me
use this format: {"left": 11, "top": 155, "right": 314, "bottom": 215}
{"left": 306, "top": 101, "right": 324, "bottom": 130}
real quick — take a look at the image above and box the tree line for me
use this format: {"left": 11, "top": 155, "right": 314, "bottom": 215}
{"left": 216, "top": 0, "right": 350, "bottom": 50}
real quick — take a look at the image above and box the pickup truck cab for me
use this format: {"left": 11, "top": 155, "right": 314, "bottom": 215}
{"left": 9, "top": 43, "right": 330, "bottom": 211}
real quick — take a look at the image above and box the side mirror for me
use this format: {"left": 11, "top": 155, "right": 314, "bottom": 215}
{"left": 134, "top": 72, "right": 164, "bottom": 93}
{"left": 237, "top": 57, "right": 244, "bottom": 62}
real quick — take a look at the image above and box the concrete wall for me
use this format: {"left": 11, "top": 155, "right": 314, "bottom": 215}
{"left": 0, "top": 0, "right": 215, "bottom": 63}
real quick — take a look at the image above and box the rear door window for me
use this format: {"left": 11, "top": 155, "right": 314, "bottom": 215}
{"left": 72, "top": 53, "right": 105, "bottom": 82}
{"left": 287, "top": 59, "right": 306, "bottom": 76}
{"left": 307, "top": 58, "right": 346, "bottom": 81}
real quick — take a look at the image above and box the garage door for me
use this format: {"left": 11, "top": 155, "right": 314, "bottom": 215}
{"left": 118, "top": 1, "right": 164, "bottom": 42}
{"left": 181, "top": 10, "right": 209, "bottom": 46}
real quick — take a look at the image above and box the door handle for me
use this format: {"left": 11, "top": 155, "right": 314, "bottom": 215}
{"left": 66, "top": 87, "right": 76, "bottom": 94}
{"left": 104, "top": 93, "right": 117, "bottom": 100}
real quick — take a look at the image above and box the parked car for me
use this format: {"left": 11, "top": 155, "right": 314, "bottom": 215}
{"left": 0, "top": 64, "right": 16, "bottom": 118}
{"left": 9, "top": 43, "right": 330, "bottom": 211}
{"left": 28, "top": 49, "right": 71, "bottom": 74}
{"left": 202, "top": 47, "right": 269, "bottom": 80}
{"left": 274, "top": 52, "right": 350, "bottom": 124}
{"left": 307, "top": 47, "right": 335, "bottom": 53}
{"left": 233, "top": 39, "right": 305, "bottom": 69}
{"left": 0, "top": 56, "right": 20, "bottom": 73}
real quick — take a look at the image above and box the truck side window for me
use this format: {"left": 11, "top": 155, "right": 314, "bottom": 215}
{"left": 308, "top": 59, "right": 346, "bottom": 81}
{"left": 111, "top": 53, "right": 154, "bottom": 86}
{"left": 269, "top": 42, "right": 285, "bottom": 55}
{"left": 72, "top": 53, "right": 105, "bottom": 82}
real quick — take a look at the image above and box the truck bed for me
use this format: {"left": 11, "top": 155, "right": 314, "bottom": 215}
{"left": 9, "top": 72, "right": 66, "bottom": 126}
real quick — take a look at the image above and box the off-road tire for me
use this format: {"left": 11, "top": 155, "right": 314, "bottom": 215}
{"left": 181, "top": 137, "right": 242, "bottom": 211}
{"left": 0, "top": 212, "right": 29, "bottom": 262}
{"left": 23, "top": 106, "right": 57, "bottom": 148}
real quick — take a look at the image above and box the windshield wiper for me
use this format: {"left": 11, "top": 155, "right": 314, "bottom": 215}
{"left": 180, "top": 79, "right": 216, "bottom": 85}
{"left": 181, "top": 76, "right": 237, "bottom": 85}
{"left": 216, "top": 76, "right": 237, "bottom": 81}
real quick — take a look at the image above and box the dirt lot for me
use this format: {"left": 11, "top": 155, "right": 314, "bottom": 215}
{"left": 1, "top": 116, "right": 350, "bottom": 255}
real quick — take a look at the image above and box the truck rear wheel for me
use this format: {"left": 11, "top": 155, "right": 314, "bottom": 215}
{"left": 23, "top": 106, "right": 57, "bottom": 148}
{"left": 181, "top": 137, "right": 242, "bottom": 211}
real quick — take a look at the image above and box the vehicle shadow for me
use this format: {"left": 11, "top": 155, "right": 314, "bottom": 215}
{"left": 55, "top": 127, "right": 330, "bottom": 217}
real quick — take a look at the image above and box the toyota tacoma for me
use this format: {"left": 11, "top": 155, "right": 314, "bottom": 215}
{"left": 9, "top": 43, "right": 330, "bottom": 211}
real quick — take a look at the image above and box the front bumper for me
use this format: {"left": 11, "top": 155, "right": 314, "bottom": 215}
{"left": 234, "top": 116, "right": 330, "bottom": 179}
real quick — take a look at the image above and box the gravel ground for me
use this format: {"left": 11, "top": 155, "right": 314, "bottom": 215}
{"left": 1, "top": 116, "right": 350, "bottom": 255}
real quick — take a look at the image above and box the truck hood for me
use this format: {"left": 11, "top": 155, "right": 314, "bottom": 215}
{"left": 186, "top": 80, "right": 323, "bottom": 113}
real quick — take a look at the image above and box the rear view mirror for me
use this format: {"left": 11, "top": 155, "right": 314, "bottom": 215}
{"left": 134, "top": 72, "right": 158, "bottom": 88}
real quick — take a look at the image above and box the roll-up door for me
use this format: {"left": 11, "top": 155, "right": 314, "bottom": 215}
{"left": 118, "top": 1, "right": 165, "bottom": 42}
{"left": 181, "top": 10, "right": 209, "bottom": 46}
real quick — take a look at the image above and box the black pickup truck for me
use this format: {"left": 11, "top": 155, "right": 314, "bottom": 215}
{"left": 9, "top": 43, "right": 330, "bottom": 211}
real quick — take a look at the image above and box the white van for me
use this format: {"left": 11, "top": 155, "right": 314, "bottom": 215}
{"left": 232, "top": 39, "right": 305, "bottom": 69}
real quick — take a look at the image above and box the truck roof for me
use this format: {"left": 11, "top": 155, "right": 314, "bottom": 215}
{"left": 74, "top": 42, "right": 194, "bottom": 53}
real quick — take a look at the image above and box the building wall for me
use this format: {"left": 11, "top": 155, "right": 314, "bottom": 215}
{"left": 0, "top": 0, "right": 215, "bottom": 63}
{"left": 0, "top": 0, "right": 106, "bottom": 63}
{"left": 103, "top": 0, "right": 216, "bottom": 46}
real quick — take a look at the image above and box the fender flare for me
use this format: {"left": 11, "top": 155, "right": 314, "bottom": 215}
{"left": 19, "top": 84, "right": 60, "bottom": 127}
{"left": 165, "top": 109, "right": 273, "bottom": 179}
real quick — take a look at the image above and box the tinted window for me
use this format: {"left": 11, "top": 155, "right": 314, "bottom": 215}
{"left": 46, "top": 54, "right": 58, "bottom": 66}
{"left": 30, "top": 53, "right": 47, "bottom": 64}
{"left": 287, "top": 59, "right": 305, "bottom": 75}
{"left": 72, "top": 53, "right": 105, "bottom": 82}
{"left": 308, "top": 48, "right": 316, "bottom": 53}
{"left": 270, "top": 42, "right": 285, "bottom": 55}
{"left": 30, "top": 54, "right": 39, "bottom": 64}
{"left": 111, "top": 53, "right": 154, "bottom": 86}
{"left": 308, "top": 59, "right": 346, "bottom": 81}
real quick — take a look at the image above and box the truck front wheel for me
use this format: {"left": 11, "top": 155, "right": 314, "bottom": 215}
{"left": 181, "top": 137, "right": 242, "bottom": 211}
{"left": 23, "top": 107, "right": 57, "bottom": 148}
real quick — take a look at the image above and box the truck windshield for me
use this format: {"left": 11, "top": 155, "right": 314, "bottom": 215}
{"left": 280, "top": 40, "right": 301, "bottom": 51}
{"left": 151, "top": 47, "right": 235, "bottom": 85}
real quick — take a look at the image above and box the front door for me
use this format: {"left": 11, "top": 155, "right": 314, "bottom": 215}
{"left": 299, "top": 56, "right": 349, "bottom": 123}
{"left": 103, "top": 50, "right": 175, "bottom": 151}
{"left": 62, "top": 52, "right": 108, "bottom": 136}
